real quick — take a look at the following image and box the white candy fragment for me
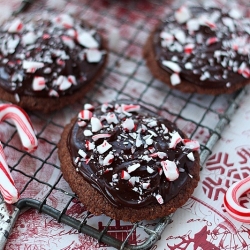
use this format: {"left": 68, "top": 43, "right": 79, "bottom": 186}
{"left": 182, "top": 139, "right": 200, "bottom": 150}
{"left": 206, "top": 37, "right": 218, "bottom": 46}
{"left": 147, "top": 166, "right": 154, "bottom": 174}
{"left": 85, "top": 140, "right": 95, "bottom": 150}
{"left": 7, "top": 36, "right": 20, "bottom": 53}
{"left": 86, "top": 49, "right": 103, "bottom": 63}
{"left": 187, "top": 152, "right": 195, "bottom": 161}
{"left": 84, "top": 130, "right": 93, "bottom": 136}
{"left": 103, "top": 152, "right": 114, "bottom": 166}
{"left": 121, "top": 170, "right": 130, "bottom": 180}
{"left": 22, "top": 32, "right": 37, "bottom": 45}
{"left": 106, "top": 112, "right": 118, "bottom": 124}
{"left": 155, "top": 194, "right": 164, "bottom": 204}
{"left": 8, "top": 19, "right": 23, "bottom": 33}
{"left": 169, "top": 131, "right": 182, "bottom": 148}
{"left": 175, "top": 6, "right": 191, "bottom": 24}
{"left": 61, "top": 35, "right": 75, "bottom": 49}
{"left": 128, "top": 176, "right": 140, "bottom": 186}
{"left": 56, "top": 75, "right": 72, "bottom": 91}
{"left": 127, "top": 163, "right": 140, "bottom": 173}
{"left": 78, "top": 110, "right": 93, "bottom": 121}
{"left": 187, "top": 19, "right": 200, "bottom": 32}
{"left": 122, "top": 118, "right": 134, "bottom": 131}
{"left": 229, "top": 9, "right": 242, "bottom": 19}
{"left": 23, "top": 60, "right": 44, "bottom": 73}
{"left": 162, "top": 60, "right": 181, "bottom": 73}
{"left": 170, "top": 73, "right": 181, "bottom": 86}
{"left": 32, "top": 76, "right": 46, "bottom": 91}
{"left": 91, "top": 117, "right": 103, "bottom": 132}
{"left": 161, "top": 160, "right": 179, "bottom": 181}
{"left": 97, "top": 140, "right": 112, "bottom": 154}
{"left": 78, "top": 149, "right": 87, "bottom": 158}
{"left": 84, "top": 103, "right": 94, "bottom": 111}
{"left": 142, "top": 182, "right": 150, "bottom": 189}
{"left": 92, "top": 133, "right": 111, "bottom": 141}
{"left": 54, "top": 14, "right": 74, "bottom": 28}
{"left": 184, "top": 44, "right": 194, "bottom": 54}
{"left": 175, "top": 30, "right": 186, "bottom": 44}
{"left": 77, "top": 31, "right": 99, "bottom": 49}
{"left": 48, "top": 89, "right": 59, "bottom": 97}
{"left": 222, "top": 17, "right": 235, "bottom": 32}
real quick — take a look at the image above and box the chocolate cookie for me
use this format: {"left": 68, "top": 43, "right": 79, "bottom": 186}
{"left": 58, "top": 101, "right": 201, "bottom": 222}
{"left": 143, "top": 6, "right": 250, "bottom": 95}
{"left": 0, "top": 13, "right": 107, "bottom": 113}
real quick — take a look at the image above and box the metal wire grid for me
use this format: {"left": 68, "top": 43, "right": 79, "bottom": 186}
{"left": 0, "top": 0, "right": 248, "bottom": 249}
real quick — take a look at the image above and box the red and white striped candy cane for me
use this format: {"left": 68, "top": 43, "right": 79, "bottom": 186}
{"left": 0, "top": 143, "right": 19, "bottom": 204}
{"left": 0, "top": 104, "right": 38, "bottom": 152}
{"left": 224, "top": 176, "right": 250, "bottom": 223}
{"left": 0, "top": 104, "right": 38, "bottom": 204}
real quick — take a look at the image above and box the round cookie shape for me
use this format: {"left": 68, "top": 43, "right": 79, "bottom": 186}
{"left": 0, "top": 13, "right": 107, "bottom": 112}
{"left": 58, "top": 101, "right": 200, "bottom": 222}
{"left": 143, "top": 6, "right": 250, "bottom": 95}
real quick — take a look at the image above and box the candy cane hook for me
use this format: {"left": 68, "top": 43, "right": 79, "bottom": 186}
{"left": 0, "top": 104, "right": 38, "bottom": 204}
{"left": 224, "top": 176, "right": 250, "bottom": 223}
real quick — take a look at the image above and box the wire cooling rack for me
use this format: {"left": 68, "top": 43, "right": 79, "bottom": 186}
{"left": 0, "top": 0, "right": 249, "bottom": 249}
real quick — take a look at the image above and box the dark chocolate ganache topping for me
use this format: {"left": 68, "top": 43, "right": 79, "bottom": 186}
{"left": 0, "top": 13, "right": 106, "bottom": 98}
{"left": 154, "top": 6, "right": 250, "bottom": 88}
{"left": 68, "top": 101, "right": 200, "bottom": 208}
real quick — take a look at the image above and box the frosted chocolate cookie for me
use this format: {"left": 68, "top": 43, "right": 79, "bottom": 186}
{"left": 0, "top": 13, "right": 107, "bottom": 113}
{"left": 58, "top": 101, "right": 201, "bottom": 222}
{"left": 143, "top": 6, "right": 250, "bottom": 95}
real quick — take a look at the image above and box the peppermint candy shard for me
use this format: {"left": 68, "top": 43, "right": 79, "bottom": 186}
{"left": 86, "top": 49, "right": 103, "bottom": 63}
{"left": 97, "top": 140, "right": 112, "bottom": 154}
{"left": 8, "top": 19, "right": 23, "bottom": 33}
{"left": 162, "top": 60, "right": 181, "bottom": 73}
{"left": 121, "top": 170, "right": 130, "bottom": 180}
{"left": 127, "top": 163, "right": 141, "bottom": 173}
{"left": 155, "top": 194, "right": 164, "bottom": 204}
{"left": 85, "top": 140, "right": 95, "bottom": 150}
{"left": 84, "top": 103, "right": 94, "bottom": 111}
{"left": 161, "top": 160, "right": 179, "bottom": 181}
{"left": 103, "top": 153, "right": 114, "bottom": 166}
{"left": 32, "top": 76, "right": 46, "bottom": 91}
{"left": 92, "top": 133, "right": 111, "bottom": 141}
{"left": 78, "top": 110, "right": 93, "bottom": 121}
{"left": 122, "top": 118, "right": 135, "bottom": 131}
{"left": 78, "top": 149, "right": 87, "bottom": 159}
{"left": 175, "top": 6, "right": 191, "bottom": 24}
{"left": 77, "top": 31, "right": 99, "bottom": 49}
{"left": 91, "top": 117, "right": 103, "bottom": 132}
{"left": 169, "top": 131, "right": 182, "bottom": 149}
{"left": 187, "top": 152, "right": 195, "bottom": 161}
{"left": 170, "top": 73, "right": 181, "bottom": 86}
{"left": 182, "top": 139, "right": 200, "bottom": 151}
{"left": 23, "top": 60, "right": 44, "bottom": 73}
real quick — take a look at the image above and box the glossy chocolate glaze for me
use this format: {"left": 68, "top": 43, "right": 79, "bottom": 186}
{"left": 154, "top": 7, "right": 250, "bottom": 89}
{"left": 67, "top": 101, "right": 199, "bottom": 208}
{"left": 0, "top": 13, "right": 106, "bottom": 97}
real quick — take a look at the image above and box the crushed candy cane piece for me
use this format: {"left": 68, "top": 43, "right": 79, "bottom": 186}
{"left": 97, "top": 140, "right": 112, "bottom": 154}
{"left": 103, "top": 152, "right": 114, "bottom": 166}
{"left": 32, "top": 76, "right": 46, "bottom": 91}
{"left": 169, "top": 131, "right": 182, "bottom": 148}
{"left": 162, "top": 60, "right": 181, "bottom": 73}
{"left": 23, "top": 60, "right": 44, "bottom": 73}
{"left": 187, "top": 152, "right": 195, "bottom": 161}
{"left": 91, "top": 117, "right": 103, "bottom": 132}
{"left": 175, "top": 6, "right": 191, "bottom": 24}
{"left": 77, "top": 31, "right": 99, "bottom": 48}
{"left": 155, "top": 194, "right": 164, "bottom": 204}
{"left": 122, "top": 118, "right": 134, "bottom": 131}
{"left": 121, "top": 170, "right": 130, "bottom": 180}
{"left": 78, "top": 110, "right": 93, "bottom": 121}
{"left": 8, "top": 19, "right": 23, "bottom": 33}
{"left": 86, "top": 49, "right": 103, "bottom": 63}
{"left": 127, "top": 163, "right": 140, "bottom": 173}
{"left": 92, "top": 133, "right": 111, "bottom": 141}
{"left": 182, "top": 139, "right": 200, "bottom": 150}
{"left": 161, "top": 160, "right": 179, "bottom": 181}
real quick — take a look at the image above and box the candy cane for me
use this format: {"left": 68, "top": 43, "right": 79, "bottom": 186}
{"left": 0, "top": 104, "right": 38, "bottom": 204}
{"left": 0, "top": 143, "right": 19, "bottom": 203}
{"left": 224, "top": 176, "right": 250, "bottom": 223}
{"left": 0, "top": 104, "right": 38, "bottom": 153}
